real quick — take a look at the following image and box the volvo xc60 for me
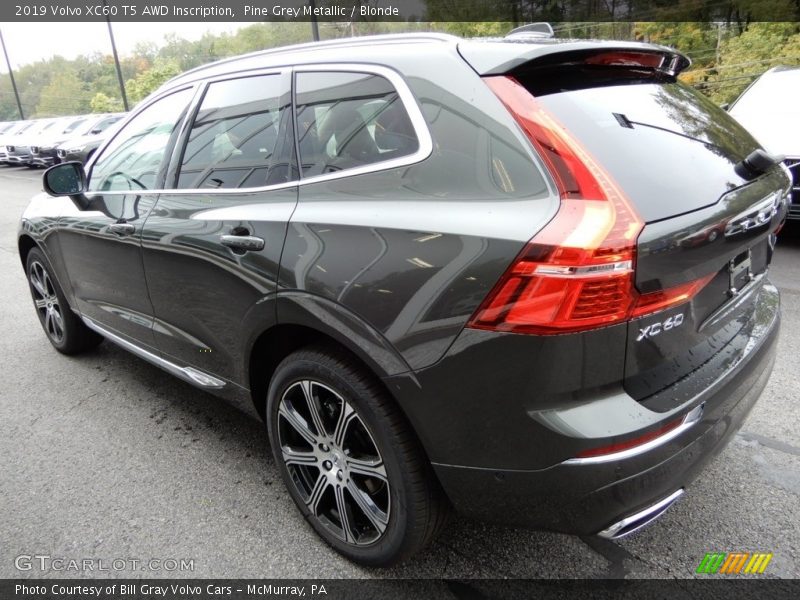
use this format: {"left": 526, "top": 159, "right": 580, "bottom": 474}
{"left": 18, "top": 31, "right": 789, "bottom": 565}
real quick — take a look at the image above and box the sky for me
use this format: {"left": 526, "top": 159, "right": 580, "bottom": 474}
{"left": 0, "top": 22, "right": 250, "bottom": 69}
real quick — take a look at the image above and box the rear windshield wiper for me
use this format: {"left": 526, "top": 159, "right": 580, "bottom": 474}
{"left": 612, "top": 112, "right": 784, "bottom": 180}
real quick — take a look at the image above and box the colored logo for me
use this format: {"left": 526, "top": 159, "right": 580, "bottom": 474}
{"left": 696, "top": 552, "right": 773, "bottom": 574}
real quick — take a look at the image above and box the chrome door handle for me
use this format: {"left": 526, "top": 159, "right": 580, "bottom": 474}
{"left": 220, "top": 234, "right": 265, "bottom": 252}
{"left": 109, "top": 223, "right": 135, "bottom": 236}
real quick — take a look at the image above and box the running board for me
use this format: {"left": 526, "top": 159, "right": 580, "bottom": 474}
{"left": 82, "top": 317, "right": 226, "bottom": 390}
{"left": 597, "top": 489, "right": 685, "bottom": 539}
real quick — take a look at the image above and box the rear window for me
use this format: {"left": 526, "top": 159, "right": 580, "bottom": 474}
{"left": 517, "top": 76, "right": 761, "bottom": 222}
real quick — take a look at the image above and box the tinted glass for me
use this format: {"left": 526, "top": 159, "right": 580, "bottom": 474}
{"left": 89, "top": 89, "right": 192, "bottom": 192}
{"left": 295, "top": 71, "right": 419, "bottom": 176}
{"left": 527, "top": 80, "right": 761, "bottom": 222}
{"left": 177, "top": 75, "right": 291, "bottom": 189}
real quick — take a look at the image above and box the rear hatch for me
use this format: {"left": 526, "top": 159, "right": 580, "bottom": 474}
{"left": 461, "top": 40, "right": 791, "bottom": 405}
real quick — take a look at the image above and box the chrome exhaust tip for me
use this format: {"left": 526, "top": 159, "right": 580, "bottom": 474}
{"left": 598, "top": 489, "right": 685, "bottom": 540}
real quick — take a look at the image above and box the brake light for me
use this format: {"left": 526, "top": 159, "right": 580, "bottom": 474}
{"left": 583, "top": 51, "right": 666, "bottom": 69}
{"left": 631, "top": 273, "right": 716, "bottom": 318}
{"left": 470, "top": 77, "right": 712, "bottom": 334}
{"left": 469, "top": 76, "right": 643, "bottom": 334}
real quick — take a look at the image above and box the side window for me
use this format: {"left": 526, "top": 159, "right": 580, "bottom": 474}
{"left": 294, "top": 71, "right": 419, "bottom": 176}
{"left": 88, "top": 89, "right": 193, "bottom": 192}
{"left": 176, "top": 74, "right": 291, "bottom": 189}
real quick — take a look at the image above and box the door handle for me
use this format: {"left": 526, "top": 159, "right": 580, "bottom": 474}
{"left": 109, "top": 223, "right": 135, "bottom": 236}
{"left": 220, "top": 234, "right": 265, "bottom": 252}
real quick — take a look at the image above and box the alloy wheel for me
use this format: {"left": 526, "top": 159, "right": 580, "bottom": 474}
{"left": 29, "top": 260, "right": 64, "bottom": 344}
{"left": 277, "top": 379, "right": 390, "bottom": 546}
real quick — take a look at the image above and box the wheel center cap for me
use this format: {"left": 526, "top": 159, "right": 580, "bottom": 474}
{"left": 332, "top": 451, "right": 343, "bottom": 467}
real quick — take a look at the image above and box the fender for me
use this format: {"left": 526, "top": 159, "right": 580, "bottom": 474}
{"left": 275, "top": 291, "right": 413, "bottom": 379}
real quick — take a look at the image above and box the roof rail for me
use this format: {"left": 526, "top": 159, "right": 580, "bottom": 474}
{"left": 167, "top": 33, "right": 459, "bottom": 87}
{"left": 505, "top": 23, "right": 555, "bottom": 40}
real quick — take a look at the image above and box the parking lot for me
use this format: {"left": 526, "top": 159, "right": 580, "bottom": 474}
{"left": 1, "top": 165, "right": 798, "bottom": 579}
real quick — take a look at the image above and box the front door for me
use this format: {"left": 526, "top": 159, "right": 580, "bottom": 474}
{"left": 58, "top": 88, "right": 196, "bottom": 347}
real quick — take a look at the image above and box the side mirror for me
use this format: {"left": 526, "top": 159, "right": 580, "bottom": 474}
{"left": 90, "top": 128, "right": 102, "bottom": 135}
{"left": 43, "top": 161, "right": 86, "bottom": 197}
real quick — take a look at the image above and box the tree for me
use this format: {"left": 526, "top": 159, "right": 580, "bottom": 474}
{"left": 90, "top": 92, "right": 123, "bottom": 113}
{"left": 35, "top": 71, "right": 90, "bottom": 116}
{"left": 125, "top": 59, "right": 182, "bottom": 104}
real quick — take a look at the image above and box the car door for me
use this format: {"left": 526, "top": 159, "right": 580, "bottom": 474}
{"left": 140, "top": 70, "right": 297, "bottom": 386}
{"left": 57, "top": 87, "right": 196, "bottom": 348}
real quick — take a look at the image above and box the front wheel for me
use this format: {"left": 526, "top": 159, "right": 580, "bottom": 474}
{"left": 266, "top": 346, "right": 449, "bottom": 566}
{"left": 25, "top": 247, "right": 102, "bottom": 354}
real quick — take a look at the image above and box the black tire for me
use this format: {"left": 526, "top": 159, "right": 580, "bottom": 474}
{"left": 25, "top": 247, "right": 103, "bottom": 355}
{"left": 266, "top": 346, "right": 449, "bottom": 566}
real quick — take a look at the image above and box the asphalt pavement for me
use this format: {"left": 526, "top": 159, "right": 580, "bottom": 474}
{"left": 1, "top": 165, "right": 798, "bottom": 579}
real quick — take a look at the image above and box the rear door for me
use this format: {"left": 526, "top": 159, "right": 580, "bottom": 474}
{"left": 140, "top": 70, "right": 297, "bottom": 386}
{"left": 508, "top": 53, "right": 791, "bottom": 405}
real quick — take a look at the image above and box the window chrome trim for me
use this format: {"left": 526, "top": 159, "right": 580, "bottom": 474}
{"left": 86, "top": 63, "right": 433, "bottom": 197}
{"left": 290, "top": 63, "right": 433, "bottom": 187}
{"left": 84, "top": 84, "right": 200, "bottom": 186}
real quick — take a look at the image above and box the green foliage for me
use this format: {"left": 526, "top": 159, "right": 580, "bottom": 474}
{"left": 89, "top": 92, "right": 123, "bottom": 113}
{"left": 3, "top": 19, "right": 800, "bottom": 120}
{"left": 35, "top": 70, "right": 90, "bottom": 117}
{"left": 125, "top": 59, "right": 182, "bottom": 104}
{"left": 689, "top": 23, "right": 800, "bottom": 104}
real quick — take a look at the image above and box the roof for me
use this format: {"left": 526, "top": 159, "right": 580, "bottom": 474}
{"left": 162, "top": 32, "right": 691, "bottom": 91}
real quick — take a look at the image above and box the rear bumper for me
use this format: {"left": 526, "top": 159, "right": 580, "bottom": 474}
{"left": 432, "top": 333, "right": 775, "bottom": 533}
{"left": 388, "top": 281, "right": 779, "bottom": 534}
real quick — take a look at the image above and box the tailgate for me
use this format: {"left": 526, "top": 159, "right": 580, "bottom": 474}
{"left": 479, "top": 45, "right": 791, "bottom": 402}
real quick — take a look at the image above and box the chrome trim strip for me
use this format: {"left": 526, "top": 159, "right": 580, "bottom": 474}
{"left": 84, "top": 63, "right": 433, "bottom": 198}
{"left": 81, "top": 317, "right": 225, "bottom": 389}
{"left": 562, "top": 403, "right": 704, "bottom": 466}
{"left": 597, "top": 489, "right": 685, "bottom": 539}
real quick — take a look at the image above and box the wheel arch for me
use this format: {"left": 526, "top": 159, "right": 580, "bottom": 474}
{"left": 248, "top": 292, "right": 414, "bottom": 420}
{"left": 18, "top": 233, "right": 38, "bottom": 268}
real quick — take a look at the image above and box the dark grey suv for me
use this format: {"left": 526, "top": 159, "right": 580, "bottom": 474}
{"left": 18, "top": 32, "right": 789, "bottom": 566}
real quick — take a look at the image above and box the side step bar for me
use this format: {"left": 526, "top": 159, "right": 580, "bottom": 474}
{"left": 598, "top": 489, "right": 685, "bottom": 539}
{"left": 82, "top": 317, "right": 226, "bottom": 390}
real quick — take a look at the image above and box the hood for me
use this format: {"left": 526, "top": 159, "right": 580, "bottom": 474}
{"left": 56, "top": 132, "right": 107, "bottom": 151}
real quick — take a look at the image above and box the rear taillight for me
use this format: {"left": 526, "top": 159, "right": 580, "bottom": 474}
{"left": 469, "top": 76, "right": 708, "bottom": 335}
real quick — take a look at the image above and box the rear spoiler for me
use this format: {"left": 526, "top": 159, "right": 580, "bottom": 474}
{"left": 457, "top": 39, "right": 691, "bottom": 77}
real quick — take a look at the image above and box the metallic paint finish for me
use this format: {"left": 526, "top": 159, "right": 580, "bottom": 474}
{"left": 56, "top": 192, "right": 160, "bottom": 346}
{"left": 16, "top": 34, "right": 788, "bottom": 538}
{"left": 139, "top": 188, "right": 297, "bottom": 384}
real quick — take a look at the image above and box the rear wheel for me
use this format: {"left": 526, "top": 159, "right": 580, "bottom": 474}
{"left": 266, "top": 346, "right": 448, "bottom": 566}
{"left": 25, "top": 247, "right": 102, "bottom": 354}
